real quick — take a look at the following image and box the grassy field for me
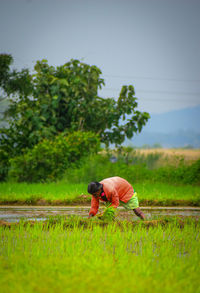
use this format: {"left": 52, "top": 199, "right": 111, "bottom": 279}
{"left": 134, "top": 148, "right": 200, "bottom": 163}
{"left": 0, "top": 218, "right": 199, "bottom": 293}
{"left": 1, "top": 151, "right": 199, "bottom": 293}
{"left": 0, "top": 182, "right": 86, "bottom": 203}
{"left": 0, "top": 181, "right": 200, "bottom": 206}
{"left": 108, "top": 148, "right": 200, "bottom": 167}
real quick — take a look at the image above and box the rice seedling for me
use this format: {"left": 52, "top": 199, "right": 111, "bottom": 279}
{"left": 0, "top": 217, "right": 199, "bottom": 293}
{"left": 99, "top": 206, "right": 116, "bottom": 221}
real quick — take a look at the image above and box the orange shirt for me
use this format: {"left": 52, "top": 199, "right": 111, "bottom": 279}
{"left": 89, "top": 176, "right": 134, "bottom": 216}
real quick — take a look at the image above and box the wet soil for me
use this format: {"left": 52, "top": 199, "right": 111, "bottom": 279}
{"left": 0, "top": 206, "right": 200, "bottom": 223}
{"left": 0, "top": 216, "right": 199, "bottom": 230}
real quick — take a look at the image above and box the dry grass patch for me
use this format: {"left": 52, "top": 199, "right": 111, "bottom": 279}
{"left": 135, "top": 148, "right": 200, "bottom": 165}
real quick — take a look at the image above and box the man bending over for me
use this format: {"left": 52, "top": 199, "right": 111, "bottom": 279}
{"left": 87, "top": 176, "right": 145, "bottom": 220}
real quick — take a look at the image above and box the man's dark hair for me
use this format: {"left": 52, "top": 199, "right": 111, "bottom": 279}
{"left": 87, "top": 182, "right": 102, "bottom": 194}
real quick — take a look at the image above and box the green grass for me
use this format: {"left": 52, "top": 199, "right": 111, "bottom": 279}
{"left": 135, "top": 182, "right": 200, "bottom": 205}
{"left": 0, "top": 181, "right": 200, "bottom": 206}
{"left": 0, "top": 182, "right": 86, "bottom": 203}
{"left": 0, "top": 219, "right": 199, "bottom": 293}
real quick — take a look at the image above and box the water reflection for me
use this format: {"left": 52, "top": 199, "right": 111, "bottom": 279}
{"left": 0, "top": 206, "right": 200, "bottom": 223}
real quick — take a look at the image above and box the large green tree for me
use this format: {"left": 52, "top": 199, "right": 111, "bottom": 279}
{"left": 0, "top": 55, "right": 150, "bottom": 154}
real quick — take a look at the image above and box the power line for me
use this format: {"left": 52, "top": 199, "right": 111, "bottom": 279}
{"left": 131, "top": 98, "right": 199, "bottom": 102}
{"left": 9, "top": 55, "right": 200, "bottom": 83}
{"left": 100, "top": 87, "right": 200, "bottom": 97}
{"left": 138, "top": 90, "right": 200, "bottom": 96}
{"left": 104, "top": 97, "right": 199, "bottom": 103}
{"left": 104, "top": 74, "right": 200, "bottom": 83}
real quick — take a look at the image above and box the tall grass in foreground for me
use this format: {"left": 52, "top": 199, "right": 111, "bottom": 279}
{"left": 0, "top": 221, "right": 199, "bottom": 293}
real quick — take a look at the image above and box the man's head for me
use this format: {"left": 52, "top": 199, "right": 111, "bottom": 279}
{"left": 87, "top": 181, "right": 102, "bottom": 197}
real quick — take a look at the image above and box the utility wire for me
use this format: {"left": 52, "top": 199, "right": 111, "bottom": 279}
{"left": 104, "top": 74, "right": 200, "bottom": 83}
{"left": 8, "top": 55, "right": 200, "bottom": 83}
{"left": 100, "top": 87, "right": 200, "bottom": 97}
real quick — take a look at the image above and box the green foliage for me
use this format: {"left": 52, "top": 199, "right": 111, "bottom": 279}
{"left": 0, "top": 56, "right": 150, "bottom": 157}
{"left": 0, "top": 54, "right": 33, "bottom": 100}
{"left": 9, "top": 138, "right": 68, "bottom": 182}
{"left": 0, "top": 149, "right": 10, "bottom": 181}
{"left": 115, "top": 146, "right": 163, "bottom": 168}
{"left": 0, "top": 54, "right": 13, "bottom": 89}
{"left": 8, "top": 131, "right": 100, "bottom": 182}
{"left": 154, "top": 159, "right": 200, "bottom": 184}
{"left": 64, "top": 153, "right": 150, "bottom": 183}
{"left": 64, "top": 153, "right": 200, "bottom": 185}
{"left": 64, "top": 131, "right": 100, "bottom": 162}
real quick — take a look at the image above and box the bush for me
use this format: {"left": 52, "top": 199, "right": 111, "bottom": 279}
{"left": 64, "top": 131, "right": 100, "bottom": 163}
{"left": 153, "top": 159, "right": 200, "bottom": 185}
{"left": 64, "top": 154, "right": 116, "bottom": 183}
{"left": 8, "top": 131, "right": 100, "bottom": 182}
{"left": 184, "top": 159, "right": 200, "bottom": 184}
{"left": 64, "top": 153, "right": 150, "bottom": 184}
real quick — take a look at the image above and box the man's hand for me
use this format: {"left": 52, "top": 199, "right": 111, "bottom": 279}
{"left": 88, "top": 214, "right": 94, "bottom": 219}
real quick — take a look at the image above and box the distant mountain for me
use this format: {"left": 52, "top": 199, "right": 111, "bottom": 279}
{"left": 144, "top": 105, "right": 200, "bottom": 133}
{"left": 127, "top": 130, "right": 200, "bottom": 148}
{"left": 127, "top": 105, "right": 200, "bottom": 148}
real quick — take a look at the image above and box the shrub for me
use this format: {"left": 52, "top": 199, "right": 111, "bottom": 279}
{"left": 63, "top": 153, "right": 200, "bottom": 185}
{"left": 64, "top": 154, "right": 116, "bottom": 183}
{"left": 64, "top": 153, "right": 150, "bottom": 184}
{"left": 179, "top": 159, "right": 200, "bottom": 184}
{"left": 153, "top": 159, "right": 200, "bottom": 185}
{"left": 8, "top": 131, "right": 100, "bottom": 182}
{"left": 64, "top": 131, "right": 100, "bottom": 163}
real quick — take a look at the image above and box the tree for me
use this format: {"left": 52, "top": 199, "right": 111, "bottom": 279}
{"left": 0, "top": 54, "right": 33, "bottom": 99}
{"left": 0, "top": 54, "right": 34, "bottom": 155}
{"left": 0, "top": 56, "right": 150, "bottom": 154}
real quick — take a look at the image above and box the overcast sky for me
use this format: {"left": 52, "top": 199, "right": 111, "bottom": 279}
{"left": 0, "top": 0, "right": 200, "bottom": 114}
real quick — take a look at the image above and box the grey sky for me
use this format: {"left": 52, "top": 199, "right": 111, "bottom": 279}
{"left": 0, "top": 0, "right": 200, "bottom": 114}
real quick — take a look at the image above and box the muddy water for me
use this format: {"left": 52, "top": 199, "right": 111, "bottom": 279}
{"left": 0, "top": 206, "right": 200, "bottom": 222}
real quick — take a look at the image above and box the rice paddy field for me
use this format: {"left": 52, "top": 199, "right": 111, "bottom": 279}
{"left": 0, "top": 149, "right": 199, "bottom": 292}
{"left": 0, "top": 217, "right": 200, "bottom": 293}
